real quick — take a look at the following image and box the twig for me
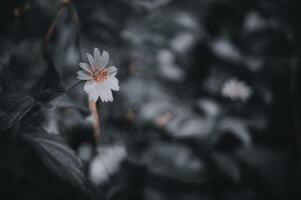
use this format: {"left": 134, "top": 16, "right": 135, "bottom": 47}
{"left": 69, "top": 3, "right": 83, "bottom": 60}
{"left": 65, "top": 80, "right": 82, "bottom": 92}
{"left": 42, "top": 5, "right": 65, "bottom": 63}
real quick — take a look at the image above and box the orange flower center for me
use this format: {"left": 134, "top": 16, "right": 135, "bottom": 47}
{"left": 93, "top": 69, "right": 108, "bottom": 82}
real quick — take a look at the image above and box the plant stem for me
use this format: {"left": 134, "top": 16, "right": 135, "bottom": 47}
{"left": 88, "top": 101, "right": 100, "bottom": 145}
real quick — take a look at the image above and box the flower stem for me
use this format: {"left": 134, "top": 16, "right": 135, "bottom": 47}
{"left": 88, "top": 101, "right": 100, "bottom": 145}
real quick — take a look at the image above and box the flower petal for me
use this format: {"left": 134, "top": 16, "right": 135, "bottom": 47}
{"left": 97, "top": 84, "right": 113, "bottom": 102}
{"left": 77, "top": 71, "right": 93, "bottom": 80}
{"left": 86, "top": 53, "right": 96, "bottom": 71}
{"left": 84, "top": 80, "right": 96, "bottom": 93}
{"left": 97, "top": 86, "right": 108, "bottom": 102}
{"left": 88, "top": 90, "right": 99, "bottom": 102}
{"left": 79, "top": 63, "right": 92, "bottom": 73}
{"left": 94, "top": 48, "right": 102, "bottom": 69}
{"left": 107, "top": 66, "right": 118, "bottom": 77}
{"left": 100, "top": 51, "right": 109, "bottom": 68}
{"left": 104, "top": 76, "right": 119, "bottom": 91}
{"left": 103, "top": 87, "right": 113, "bottom": 102}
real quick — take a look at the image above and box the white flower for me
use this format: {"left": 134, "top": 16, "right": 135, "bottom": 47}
{"left": 77, "top": 48, "right": 119, "bottom": 102}
{"left": 221, "top": 78, "right": 252, "bottom": 102}
{"left": 89, "top": 145, "right": 127, "bottom": 185}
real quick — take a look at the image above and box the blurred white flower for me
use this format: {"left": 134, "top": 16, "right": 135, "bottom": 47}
{"left": 77, "top": 48, "right": 119, "bottom": 102}
{"left": 78, "top": 143, "right": 93, "bottom": 162}
{"left": 222, "top": 79, "right": 252, "bottom": 102}
{"left": 89, "top": 145, "right": 127, "bottom": 185}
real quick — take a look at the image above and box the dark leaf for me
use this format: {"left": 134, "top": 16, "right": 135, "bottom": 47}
{"left": 50, "top": 95, "right": 89, "bottom": 116}
{"left": 36, "top": 54, "right": 65, "bottom": 103}
{"left": 0, "top": 93, "right": 36, "bottom": 131}
{"left": 34, "top": 87, "right": 65, "bottom": 104}
{"left": 212, "top": 153, "right": 241, "bottom": 183}
{"left": 0, "top": 141, "right": 90, "bottom": 199}
{"left": 0, "top": 63, "right": 20, "bottom": 92}
{"left": 40, "top": 38, "right": 65, "bottom": 102}
{"left": 23, "top": 129, "right": 88, "bottom": 192}
{"left": 43, "top": 59, "right": 62, "bottom": 91}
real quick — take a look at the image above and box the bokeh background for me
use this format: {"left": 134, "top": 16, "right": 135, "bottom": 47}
{"left": 0, "top": 0, "right": 300, "bottom": 200}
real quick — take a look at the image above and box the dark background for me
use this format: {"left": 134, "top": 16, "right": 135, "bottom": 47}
{"left": 0, "top": 0, "right": 300, "bottom": 200}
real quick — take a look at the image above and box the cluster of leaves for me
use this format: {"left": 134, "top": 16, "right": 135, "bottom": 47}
{"left": 0, "top": 0, "right": 300, "bottom": 200}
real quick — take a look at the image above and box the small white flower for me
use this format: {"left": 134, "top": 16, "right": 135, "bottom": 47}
{"left": 89, "top": 145, "right": 127, "bottom": 185}
{"left": 77, "top": 48, "right": 119, "bottom": 102}
{"left": 221, "top": 78, "right": 252, "bottom": 102}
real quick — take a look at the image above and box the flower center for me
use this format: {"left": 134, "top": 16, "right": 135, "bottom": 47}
{"left": 94, "top": 69, "right": 108, "bottom": 82}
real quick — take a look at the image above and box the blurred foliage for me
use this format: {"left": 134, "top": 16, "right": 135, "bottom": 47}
{"left": 0, "top": 0, "right": 300, "bottom": 200}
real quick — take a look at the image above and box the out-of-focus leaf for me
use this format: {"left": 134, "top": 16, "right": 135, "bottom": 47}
{"left": 197, "top": 98, "right": 221, "bottom": 118}
{"left": 34, "top": 87, "right": 65, "bottom": 104}
{"left": 40, "top": 16, "right": 65, "bottom": 103}
{"left": 38, "top": 53, "right": 65, "bottom": 103}
{"left": 23, "top": 129, "right": 87, "bottom": 192}
{"left": 236, "top": 145, "right": 288, "bottom": 188}
{"left": 216, "top": 118, "right": 252, "bottom": 147}
{"left": 141, "top": 142, "right": 206, "bottom": 182}
{"left": 49, "top": 95, "right": 89, "bottom": 115}
{"left": 43, "top": 58, "right": 62, "bottom": 91}
{"left": 212, "top": 153, "right": 241, "bottom": 183}
{"left": 166, "top": 112, "right": 213, "bottom": 138}
{"left": 210, "top": 37, "right": 243, "bottom": 63}
{"left": 157, "top": 49, "right": 184, "bottom": 81}
{"left": 0, "top": 93, "right": 36, "bottom": 131}
{"left": 129, "top": 0, "right": 173, "bottom": 11}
